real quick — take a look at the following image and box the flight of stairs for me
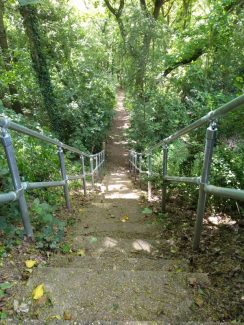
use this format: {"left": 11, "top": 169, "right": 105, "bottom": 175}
{"left": 9, "top": 181, "right": 231, "bottom": 324}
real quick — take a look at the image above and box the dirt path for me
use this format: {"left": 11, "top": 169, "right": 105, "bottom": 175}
{"left": 101, "top": 90, "right": 141, "bottom": 199}
{"left": 106, "top": 89, "right": 129, "bottom": 171}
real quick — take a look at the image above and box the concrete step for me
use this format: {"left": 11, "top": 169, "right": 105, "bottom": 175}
{"left": 71, "top": 235, "right": 162, "bottom": 258}
{"left": 5, "top": 321, "right": 233, "bottom": 325}
{"left": 48, "top": 255, "right": 188, "bottom": 272}
{"left": 78, "top": 199, "right": 154, "bottom": 224}
{"left": 20, "top": 268, "right": 209, "bottom": 322}
{"left": 73, "top": 222, "right": 161, "bottom": 240}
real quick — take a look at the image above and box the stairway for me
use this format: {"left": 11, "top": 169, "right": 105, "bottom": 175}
{"left": 8, "top": 92, "right": 232, "bottom": 323}
{"left": 11, "top": 170, "right": 231, "bottom": 324}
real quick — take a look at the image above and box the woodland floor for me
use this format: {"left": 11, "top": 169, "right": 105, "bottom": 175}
{"left": 0, "top": 91, "right": 243, "bottom": 323}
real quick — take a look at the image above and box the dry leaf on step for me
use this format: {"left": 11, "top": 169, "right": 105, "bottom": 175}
{"left": 63, "top": 311, "right": 72, "bottom": 320}
{"left": 77, "top": 249, "right": 85, "bottom": 256}
{"left": 49, "top": 315, "right": 62, "bottom": 320}
{"left": 120, "top": 215, "right": 129, "bottom": 222}
{"left": 25, "top": 260, "right": 37, "bottom": 268}
{"left": 194, "top": 296, "right": 204, "bottom": 307}
{"left": 32, "top": 284, "right": 44, "bottom": 300}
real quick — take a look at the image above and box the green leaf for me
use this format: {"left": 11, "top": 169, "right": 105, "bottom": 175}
{"left": 0, "top": 311, "right": 7, "bottom": 320}
{"left": 18, "top": 0, "right": 41, "bottom": 5}
{"left": 142, "top": 207, "right": 153, "bottom": 215}
{"left": 61, "top": 243, "right": 71, "bottom": 254}
{"left": 42, "top": 214, "right": 53, "bottom": 223}
{"left": 0, "top": 282, "right": 12, "bottom": 290}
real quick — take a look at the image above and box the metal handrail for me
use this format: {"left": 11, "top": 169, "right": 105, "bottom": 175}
{"left": 0, "top": 117, "right": 91, "bottom": 157}
{"left": 129, "top": 93, "right": 244, "bottom": 251}
{"left": 0, "top": 116, "right": 105, "bottom": 238}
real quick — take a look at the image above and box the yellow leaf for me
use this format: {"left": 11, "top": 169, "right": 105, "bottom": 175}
{"left": 63, "top": 311, "right": 72, "bottom": 320}
{"left": 25, "top": 259, "right": 37, "bottom": 268}
{"left": 32, "top": 284, "right": 44, "bottom": 300}
{"left": 49, "top": 315, "right": 62, "bottom": 320}
{"left": 120, "top": 215, "right": 129, "bottom": 222}
{"left": 77, "top": 249, "right": 85, "bottom": 256}
{"left": 194, "top": 296, "right": 204, "bottom": 307}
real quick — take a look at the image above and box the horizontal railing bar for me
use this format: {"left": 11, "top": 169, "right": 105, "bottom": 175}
{"left": 0, "top": 117, "right": 105, "bottom": 158}
{"left": 23, "top": 180, "right": 65, "bottom": 190}
{"left": 62, "top": 143, "right": 88, "bottom": 156}
{"left": 0, "top": 191, "right": 17, "bottom": 203}
{"left": 0, "top": 118, "right": 60, "bottom": 146}
{"left": 67, "top": 175, "right": 84, "bottom": 181}
{"left": 204, "top": 184, "right": 244, "bottom": 202}
{"left": 146, "top": 93, "right": 244, "bottom": 153}
{"left": 164, "top": 175, "right": 200, "bottom": 185}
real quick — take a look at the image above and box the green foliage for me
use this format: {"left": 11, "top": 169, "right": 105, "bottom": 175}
{"left": 61, "top": 242, "right": 71, "bottom": 254}
{"left": 0, "top": 282, "right": 12, "bottom": 298}
{"left": 31, "top": 198, "right": 66, "bottom": 250}
{"left": 0, "top": 311, "right": 7, "bottom": 320}
{"left": 142, "top": 207, "right": 153, "bottom": 215}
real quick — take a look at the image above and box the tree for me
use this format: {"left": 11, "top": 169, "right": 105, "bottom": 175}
{"left": 0, "top": 0, "right": 23, "bottom": 114}
{"left": 18, "top": 1, "right": 60, "bottom": 134}
{"left": 104, "top": 0, "right": 167, "bottom": 93}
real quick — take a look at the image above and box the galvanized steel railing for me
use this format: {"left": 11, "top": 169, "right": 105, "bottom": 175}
{"left": 129, "top": 94, "right": 244, "bottom": 250}
{"left": 0, "top": 117, "right": 105, "bottom": 238}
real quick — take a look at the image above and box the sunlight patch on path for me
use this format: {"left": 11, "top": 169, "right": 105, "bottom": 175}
{"left": 101, "top": 171, "right": 142, "bottom": 199}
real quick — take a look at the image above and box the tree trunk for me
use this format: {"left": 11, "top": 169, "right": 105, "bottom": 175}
{"left": 0, "top": 0, "right": 23, "bottom": 114}
{"left": 19, "top": 4, "right": 60, "bottom": 134}
{"left": 135, "top": 30, "right": 152, "bottom": 94}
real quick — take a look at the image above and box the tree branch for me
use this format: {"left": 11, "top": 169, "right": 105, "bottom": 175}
{"left": 104, "top": 0, "right": 124, "bottom": 18}
{"left": 104, "top": 0, "right": 135, "bottom": 56}
{"left": 164, "top": 48, "right": 204, "bottom": 76}
{"left": 140, "top": 0, "right": 147, "bottom": 11}
{"left": 118, "top": 0, "right": 125, "bottom": 17}
{"left": 153, "top": 0, "right": 164, "bottom": 19}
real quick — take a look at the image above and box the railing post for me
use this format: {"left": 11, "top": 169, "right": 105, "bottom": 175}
{"left": 95, "top": 155, "right": 99, "bottom": 180}
{"left": 1, "top": 128, "right": 33, "bottom": 237}
{"left": 128, "top": 151, "right": 131, "bottom": 172}
{"left": 80, "top": 154, "right": 87, "bottom": 196}
{"left": 90, "top": 156, "right": 95, "bottom": 188}
{"left": 134, "top": 153, "right": 137, "bottom": 181}
{"left": 57, "top": 146, "right": 70, "bottom": 209}
{"left": 161, "top": 144, "right": 168, "bottom": 212}
{"left": 130, "top": 151, "right": 132, "bottom": 173}
{"left": 147, "top": 151, "right": 152, "bottom": 200}
{"left": 193, "top": 122, "right": 217, "bottom": 251}
{"left": 102, "top": 150, "right": 105, "bottom": 168}
{"left": 139, "top": 154, "right": 142, "bottom": 188}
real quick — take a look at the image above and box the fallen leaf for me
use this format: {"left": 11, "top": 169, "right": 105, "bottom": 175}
{"left": 25, "top": 260, "right": 37, "bottom": 268}
{"left": 49, "top": 315, "right": 62, "bottom": 320}
{"left": 63, "top": 311, "right": 72, "bottom": 320}
{"left": 32, "top": 284, "right": 44, "bottom": 300}
{"left": 77, "top": 249, "right": 85, "bottom": 256}
{"left": 194, "top": 296, "right": 204, "bottom": 307}
{"left": 120, "top": 215, "right": 129, "bottom": 222}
